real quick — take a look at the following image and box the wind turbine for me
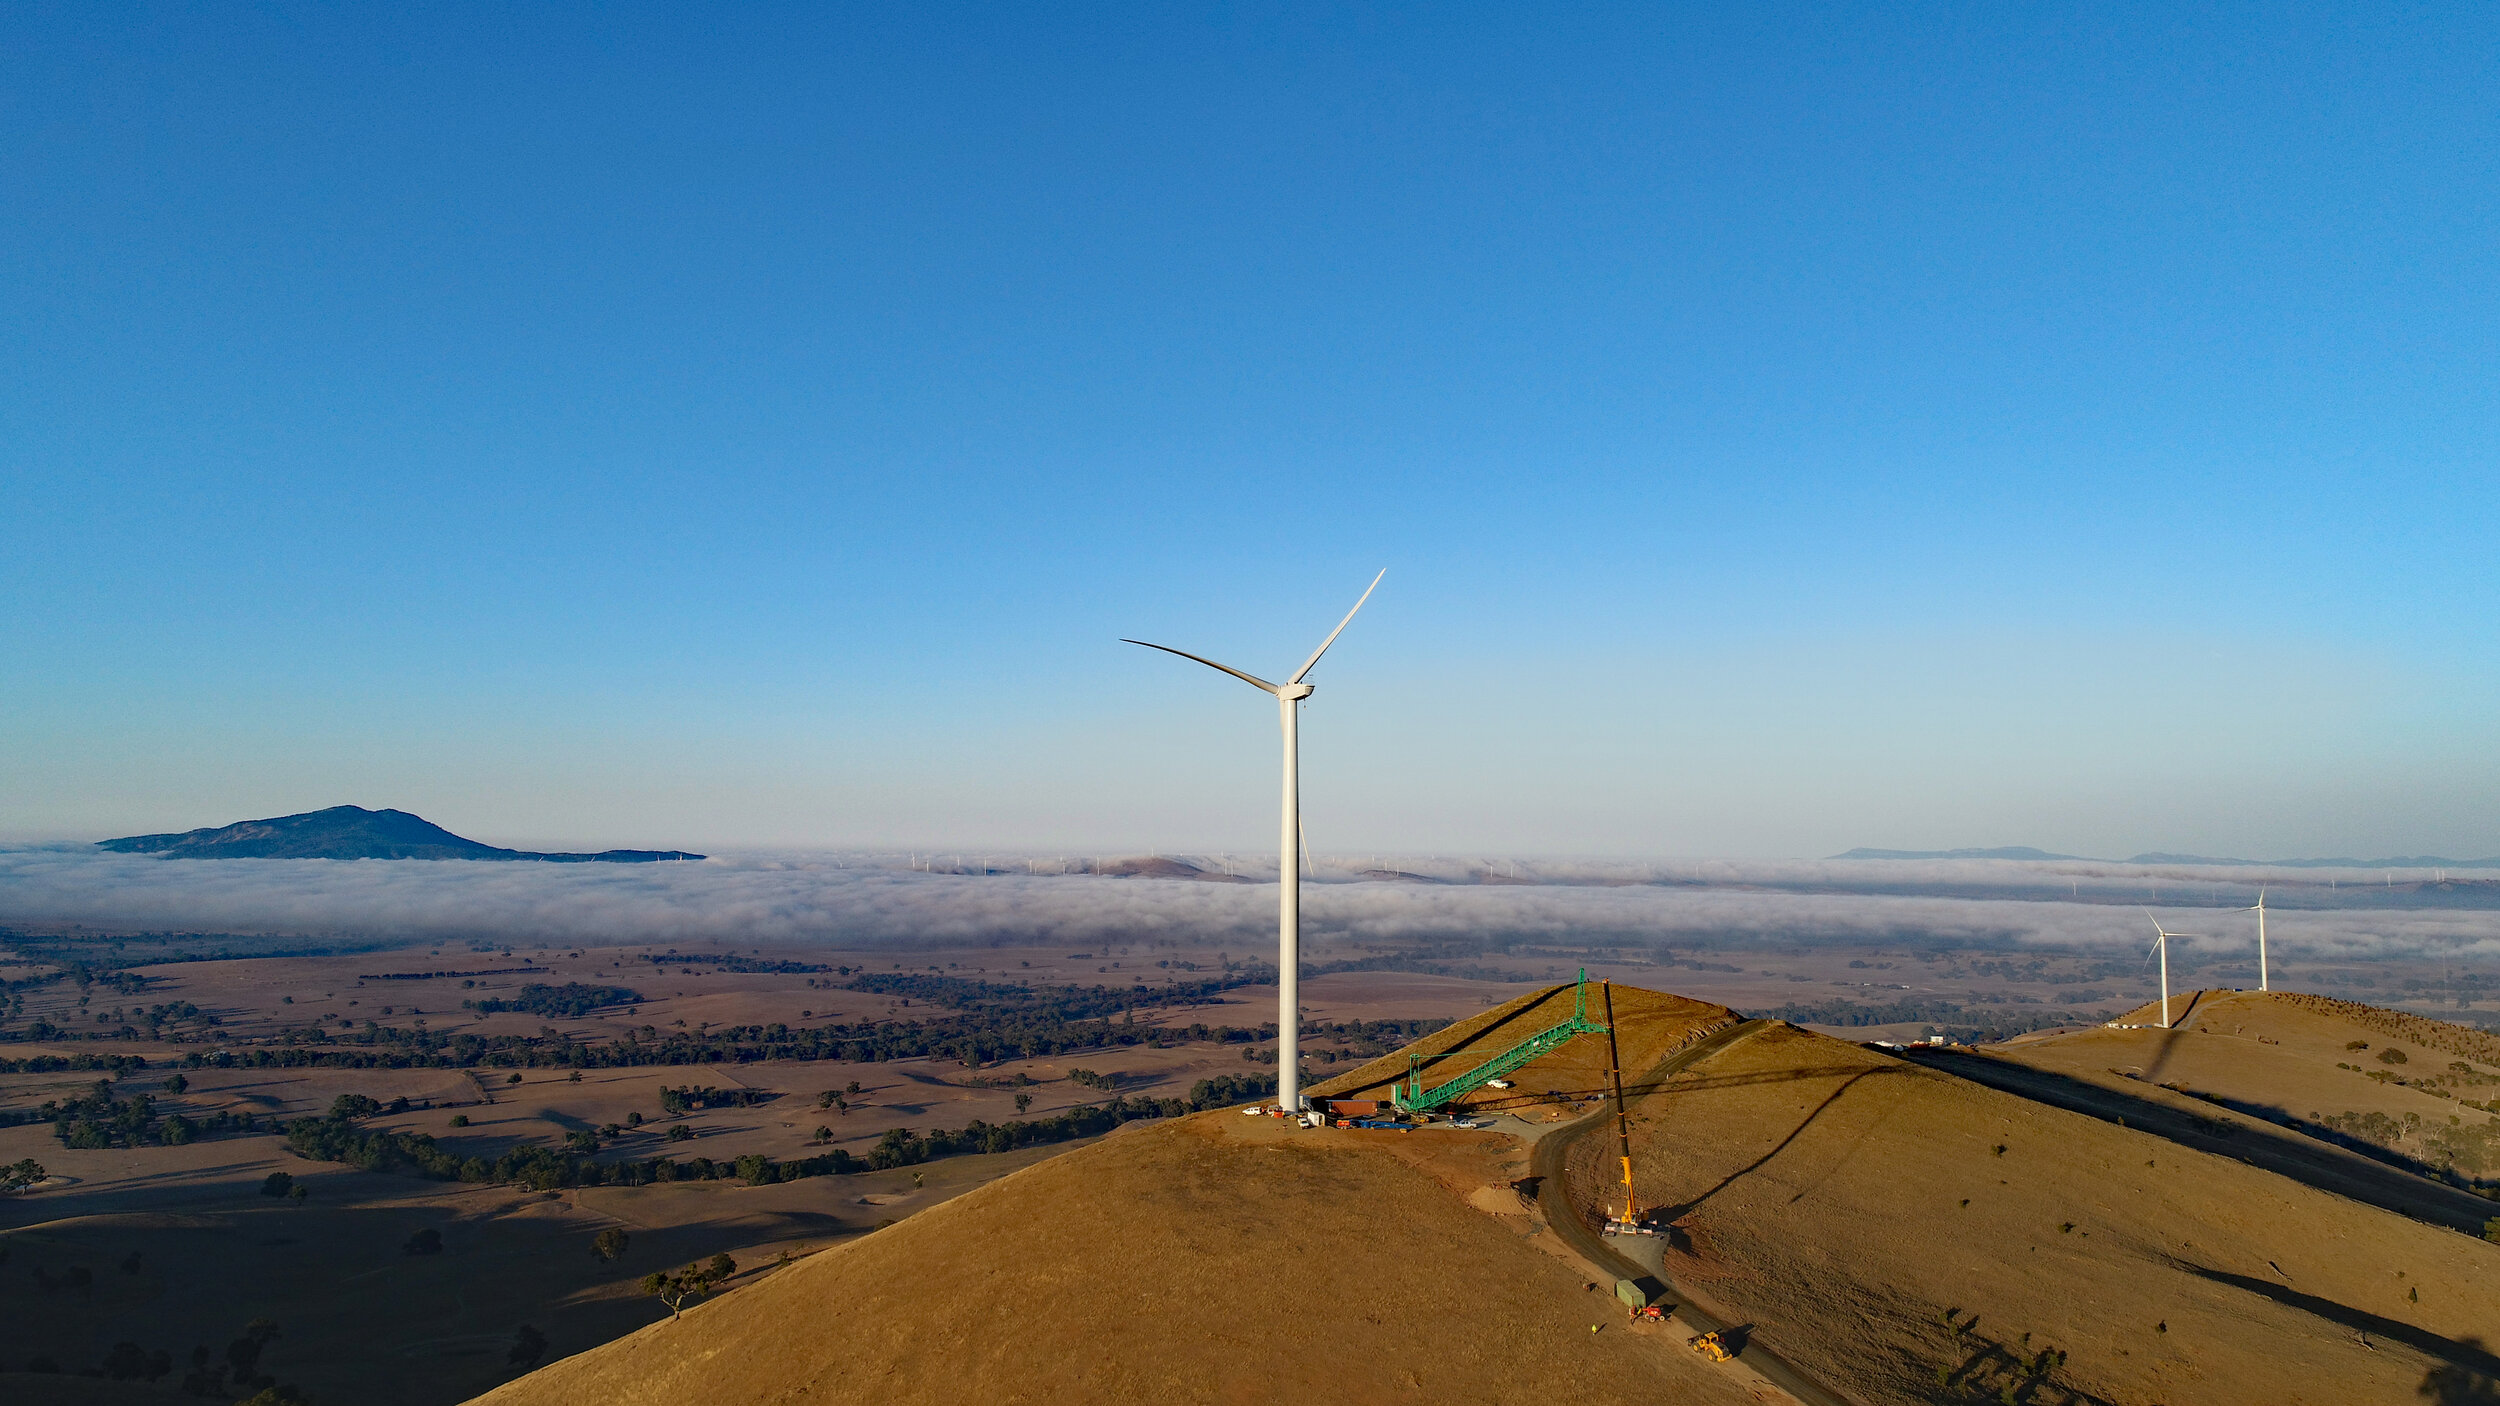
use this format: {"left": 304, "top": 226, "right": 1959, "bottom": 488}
{"left": 2242, "top": 886, "right": 2270, "bottom": 992}
{"left": 1125, "top": 569, "right": 1384, "bottom": 1115}
{"left": 2142, "top": 911, "right": 2204, "bottom": 1029}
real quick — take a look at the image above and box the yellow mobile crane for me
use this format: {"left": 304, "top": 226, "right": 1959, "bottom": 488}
{"left": 1599, "top": 982, "right": 1655, "bottom": 1235}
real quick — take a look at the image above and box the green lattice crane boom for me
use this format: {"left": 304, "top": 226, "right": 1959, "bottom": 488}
{"left": 1390, "top": 969, "right": 1608, "bottom": 1114}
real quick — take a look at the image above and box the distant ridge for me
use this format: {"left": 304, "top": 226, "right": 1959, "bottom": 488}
{"left": 2123, "top": 851, "right": 2500, "bottom": 869}
{"left": 99, "top": 806, "right": 704, "bottom": 863}
{"left": 1831, "top": 846, "right": 2085, "bottom": 862}
{"left": 1834, "top": 845, "right": 2500, "bottom": 870}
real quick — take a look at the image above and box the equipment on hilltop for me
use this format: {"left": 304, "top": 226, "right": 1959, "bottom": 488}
{"left": 1390, "top": 969, "right": 1609, "bottom": 1116}
{"left": 1125, "top": 570, "right": 1385, "bottom": 1118}
{"left": 1597, "top": 980, "right": 1655, "bottom": 1236}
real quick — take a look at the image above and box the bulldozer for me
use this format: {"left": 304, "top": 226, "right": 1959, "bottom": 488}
{"left": 1688, "top": 1330, "right": 1733, "bottom": 1363}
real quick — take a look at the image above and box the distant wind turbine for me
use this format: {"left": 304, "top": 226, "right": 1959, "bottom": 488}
{"left": 1125, "top": 569, "right": 1385, "bottom": 1115}
{"left": 2242, "top": 886, "right": 2271, "bottom": 992}
{"left": 2143, "top": 911, "right": 2205, "bottom": 1029}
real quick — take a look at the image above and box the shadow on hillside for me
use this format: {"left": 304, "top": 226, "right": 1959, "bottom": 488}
{"left": 2420, "top": 1354, "right": 2500, "bottom": 1404}
{"left": 2178, "top": 1268, "right": 2500, "bottom": 1381}
{"left": 1921, "top": 1053, "right": 2498, "bottom": 1235}
{"left": 1656, "top": 1069, "right": 1894, "bottom": 1220}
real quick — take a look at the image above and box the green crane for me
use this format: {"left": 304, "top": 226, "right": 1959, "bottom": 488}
{"left": 1390, "top": 969, "right": 1608, "bottom": 1115}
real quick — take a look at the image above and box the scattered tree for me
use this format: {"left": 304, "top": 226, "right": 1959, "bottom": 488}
{"left": 592, "top": 1228, "right": 630, "bottom": 1262}
{"left": 288, "top": 1184, "right": 309, "bottom": 1207}
{"left": 104, "top": 1341, "right": 150, "bottom": 1380}
{"left": 2, "top": 1157, "right": 46, "bottom": 1193}
{"left": 403, "top": 1228, "right": 443, "bottom": 1255}
{"left": 2377, "top": 1047, "right": 2410, "bottom": 1065}
{"left": 640, "top": 1255, "right": 737, "bottom": 1317}
{"left": 1014, "top": 1093, "right": 1032, "bottom": 1114}
{"left": 165, "top": 1073, "right": 189, "bottom": 1094}
{"left": 226, "top": 1318, "right": 281, "bottom": 1381}
{"left": 450, "top": 1114, "right": 470, "bottom": 1127}
{"left": 260, "top": 1172, "right": 294, "bottom": 1198}
{"left": 508, "top": 1324, "right": 548, "bottom": 1368}
{"left": 328, "top": 1093, "right": 382, "bottom": 1120}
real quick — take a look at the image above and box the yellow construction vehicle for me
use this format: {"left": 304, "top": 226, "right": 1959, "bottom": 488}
{"left": 1688, "top": 1330, "right": 1732, "bottom": 1362}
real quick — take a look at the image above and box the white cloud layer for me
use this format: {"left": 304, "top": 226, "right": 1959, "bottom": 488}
{"left": 4, "top": 846, "right": 2496, "bottom": 964}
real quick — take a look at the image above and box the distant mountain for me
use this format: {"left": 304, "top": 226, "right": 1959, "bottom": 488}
{"left": 1830, "top": 846, "right": 2086, "bottom": 862}
{"left": 98, "top": 806, "right": 704, "bottom": 863}
{"left": 2125, "top": 852, "right": 2500, "bottom": 870}
{"left": 1834, "top": 844, "right": 2500, "bottom": 870}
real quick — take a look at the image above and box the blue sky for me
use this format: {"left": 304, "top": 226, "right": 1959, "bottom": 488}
{"left": 6, "top": 4, "right": 2496, "bottom": 857}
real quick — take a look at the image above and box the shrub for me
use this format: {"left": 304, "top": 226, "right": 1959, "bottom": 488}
{"left": 449, "top": 1114, "right": 470, "bottom": 1127}
{"left": 2379, "top": 1048, "right": 2410, "bottom": 1065}
{"left": 260, "top": 1172, "right": 294, "bottom": 1198}
{"left": 402, "top": 1228, "right": 443, "bottom": 1255}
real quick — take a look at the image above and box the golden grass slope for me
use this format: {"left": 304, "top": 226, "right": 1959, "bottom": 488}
{"left": 1309, "top": 979, "right": 1736, "bottom": 1110}
{"left": 472, "top": 1111, "right": 1770, "bottom": 1406}
{"left": 1981, "top": 989, "right": 2500, "bottom": 1212}
{"left": 1573, "top": 1020, "right": 2500, "bottom": 1406}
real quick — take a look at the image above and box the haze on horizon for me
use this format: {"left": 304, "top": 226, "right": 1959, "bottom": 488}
{"left": 6, "top": 6, "right": 2496, "bottom": 862}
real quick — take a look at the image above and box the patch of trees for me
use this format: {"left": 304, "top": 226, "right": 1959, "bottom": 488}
{"left": 644, "top": 952, "right": 831, "bottom": 974}
{"left": 1184, "top": 1072, "right": 1275, "bottom": 1108}
{"left": 171, "top": 1005, "right": 1278, "bottom": 1073}
{"left": 175, "top": 1317, "right": 289, "bottom": 1400}
{"left": 658, "top": 1084, "right": 774, "bottom": 1113}
{"left": 41, "top": 1078, "right": 263, "bottom": 1149}
{"left": 462, "top": 982, "right": 644, "bottom": 1018}
{"left": 843, "top": 968, "right": 1273, "bottom": 1020}
{"left": 0, "top": 1051, "right": 149, "bottom": 1074}
{"left": 2, "top": 1157, "right": 45, "bottom": 1192}
{"left": 358, "top": 966, "right": 548, "bottom": 980}
{"left": 283, "top": 1086, "right": 1250, "bottom": 1191}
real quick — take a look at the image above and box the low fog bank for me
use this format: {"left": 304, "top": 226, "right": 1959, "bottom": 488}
{"left": 4, "top": 846, "right": 2497, "bottom": 964}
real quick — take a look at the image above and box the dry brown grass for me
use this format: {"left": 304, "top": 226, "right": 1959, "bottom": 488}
{"left": 469, "top": 1111, "right": 1777, "bottom": 1406}
{"left": 1574, "top": 1019, "right": 2500, "bottom": 1406}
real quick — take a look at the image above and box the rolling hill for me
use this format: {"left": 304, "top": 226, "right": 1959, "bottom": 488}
{"left": 98, "top": 806, "right": 704, "bottom": 862}
{"left": 474, "top": 982, "right": 2500, "bottom": 1405}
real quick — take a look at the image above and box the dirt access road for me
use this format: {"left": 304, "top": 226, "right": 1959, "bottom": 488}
{"left": 1528, "top": 1018, "right": 1854, "bottom": 1406}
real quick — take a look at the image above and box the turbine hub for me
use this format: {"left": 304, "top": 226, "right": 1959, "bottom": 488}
{"left": 1281, "top": 683, "right": 1314, "bottom": 700}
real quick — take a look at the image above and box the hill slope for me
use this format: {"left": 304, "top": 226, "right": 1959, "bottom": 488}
{"left": 469, "top": 1110, "right": 1770, "bottom": 1406}
{"left": 99, "top": 806, "right": 703, "bottom": 862}
{"left": 1573, "top": 1019, "right": 2500, "bottom": 1405}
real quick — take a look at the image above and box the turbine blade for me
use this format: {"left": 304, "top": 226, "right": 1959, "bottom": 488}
{"left": 1287, "top": 569, "right": 1386, "bottom": 685}
{"left": 1121, "top": 640, "right": 1280, "bottom": 695}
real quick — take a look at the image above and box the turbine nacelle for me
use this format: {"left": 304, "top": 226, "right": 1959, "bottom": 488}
{"left": 1281, "top": 683, "right": 1314, "bottom": 700}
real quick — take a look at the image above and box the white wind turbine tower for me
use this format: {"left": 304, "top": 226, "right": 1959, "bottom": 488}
{"left": 2242, "top": 886, "right": 2271, "bottom": 992}
{"left": 1125, "top": 570, "right": 1384, "bottom": 1115}
{"left": 2143, "top": 911, "right": 2205, "bottom": 1029}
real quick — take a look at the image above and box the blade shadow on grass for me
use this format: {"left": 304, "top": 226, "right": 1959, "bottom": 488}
{"left": 1920, "top": 1052, "right": 2499, "bottom": 1235}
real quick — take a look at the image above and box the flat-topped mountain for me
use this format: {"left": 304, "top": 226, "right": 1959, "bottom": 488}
{"left": 98, "top": 805, "right": 703, "bottom": 862}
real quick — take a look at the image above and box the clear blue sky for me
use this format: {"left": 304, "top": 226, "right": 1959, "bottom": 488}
{"left": 6, "top": 4, "right": 2496, "bottom": 858}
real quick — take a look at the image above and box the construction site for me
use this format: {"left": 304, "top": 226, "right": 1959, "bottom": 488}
{"left": 455, "top": 975, "right": 2500, "bottom": 1406}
